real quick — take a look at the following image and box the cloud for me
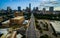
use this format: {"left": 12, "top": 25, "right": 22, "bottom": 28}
{"left": 49, "top": 0, "right": 57, "bottom": 1}
{"left": 42, "top": 0, "right": 49, "bottom": 1}
{"left": 54, "top": 6, "right": 60, "bottom": 10}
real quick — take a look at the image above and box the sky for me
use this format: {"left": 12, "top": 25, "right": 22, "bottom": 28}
{"left": 0, "top": 0, "right": 60, "bottom": 11}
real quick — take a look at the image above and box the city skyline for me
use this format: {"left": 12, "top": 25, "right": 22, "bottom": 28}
{"left": 0, "top": 0, "right": 60, "bottom": 11}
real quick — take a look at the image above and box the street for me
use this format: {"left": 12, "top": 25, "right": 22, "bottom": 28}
{"left": 26, "top": 13, "right": 38, "bottom": 38}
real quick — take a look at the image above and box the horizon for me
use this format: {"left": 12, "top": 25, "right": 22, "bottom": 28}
{"left": 0, "top": 0, "right": 60, "bottom": 11}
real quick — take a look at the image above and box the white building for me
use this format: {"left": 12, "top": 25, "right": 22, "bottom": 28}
{"left": 50, "top": 21, "right": 60, "bottom": 35}
{"left": 2, "top": 20, "right": 10, "bottom": 27}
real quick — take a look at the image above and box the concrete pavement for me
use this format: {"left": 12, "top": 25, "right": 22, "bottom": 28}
{"left": 26, "top": 13, "right": 39, "bottom": 38}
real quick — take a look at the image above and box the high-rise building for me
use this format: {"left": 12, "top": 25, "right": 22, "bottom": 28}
{"left": 26, "top": 7, "right": 29, "bottom": 12}
{"left": 36, "top": 7, "right": 38, "bottom": 11}
{"left": 29, "top": 3, "right": 31, "bottom": 12}
{"left": 43, "top": 8, "right": 46, "bottom": 14}
{"left": 33, "top": 7, "right": 35, "bottom": 11}
{"left": 29, "top": 3, "right": 31, "bottom": 10}
{"left": 18, "top": 6, "right": 21, "bottom": 11}
{"left": 32, "top": 7, "right": 36, "bottom": 13}
{"left": 7, "top": 7, "right": 13, "bottom": 19}
{"left": 49, "top": 7, "right": 54, "bottom": 13}
{"left": 7, "top": 7, "right": 12, "bottom": 13}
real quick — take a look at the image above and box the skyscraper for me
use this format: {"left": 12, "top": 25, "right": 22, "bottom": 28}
{"left": 26, "top": 7, "right": 29, "bottom": 12}
{"left": 7, "top": 7, "right": 13, "bottom": 19}
{"left": 49, "top": 7, "right": 54, "bottom": 13}
{"left": 43, "top": 8, "right": 46, "bottom": 14}
{"left": 29, "top": 3, "right": 31, "bottom": 10}
{"left": 7, "top": 7, "right": 12, "bottom": 13}
{"left": 36, "top": 7, "right": 38, "bottom": 11}
{"left": 29, "top": 3, "right": 31, "bottom": 12}
{"left": 18, "top": 6, "right": 21, "bottom": 11}
{"left": 33, "top": 7, "right": 36, "bottom": 11}
{"left": 33, "top": 7, "right": 36, "bottom": 13}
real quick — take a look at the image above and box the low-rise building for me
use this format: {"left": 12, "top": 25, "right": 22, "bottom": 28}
{"left": 50, "top": 21, "right": 60, "bottom": 35}
{"left": 2, "top": 16, "right": 25, "bottom": 27}
{"left": 0, "top": 16, "right": 3, "bottom": 22}
{"left": 14, "top": 11, "right": 23, "bottom": 17}
{"left": 10, "top": 16, "right": 25, "bottom": 25}
{"left": 2, "top": 20, "right": 10, "bottom": 27}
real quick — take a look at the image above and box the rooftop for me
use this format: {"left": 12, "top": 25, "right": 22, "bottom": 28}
{"left": 12, "top": 16, "right": 24, "bottom": 20}
{"left": 2, "top": 20, "right": 10, "bottom": 24}
{"left": 50, "top": 21, "right": 60, "bottom": 33}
